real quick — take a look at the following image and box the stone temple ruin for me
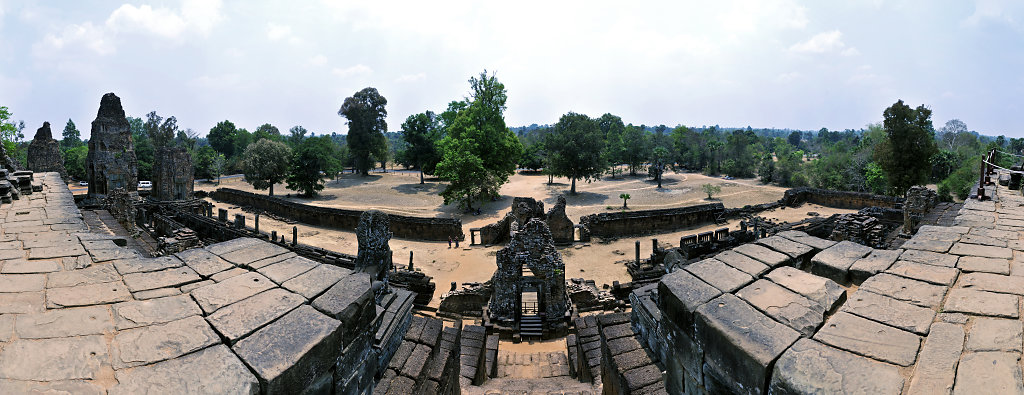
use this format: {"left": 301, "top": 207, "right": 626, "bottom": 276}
{"left": 471, "top": 196, "right": 574, "bottom": 246}
{"left": 87, "top": 92, "right": 138, "bottom": 199}
{"left": 152, "top": 146, "right": 194, "bottom": 201}
{"left": 26, "top": 121, "right": 68, "bottom": 180}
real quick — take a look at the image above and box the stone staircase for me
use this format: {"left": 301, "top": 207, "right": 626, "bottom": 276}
{"left": 519, "top": 314, "right": 543, "bottom": 338}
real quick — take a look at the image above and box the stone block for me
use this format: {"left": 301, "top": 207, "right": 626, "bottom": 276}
{"left": 658, "top": 269, "right": 720, "bottom": 333}
{"left": 122, "top": 266, "right": 201, "bottom": 292}
{"left": 736, "top": 279, "right": 822, "bottom": 336}
{"left": 770, "top": 338, "right": 904, "bottom": 395}
{"left": 211, "top": 267, "right": 248, "bottom": 282}
{"left": 0, "top": 335, "right": 108, "bottom": 381}
{"left": 809, "top": 241, "right": 873, "bottom": 283}
{"left": 695, "top": 293, "right": 800, "bottom": 395}
{"left": 401, "top": 343, "right": 431, "bottom": 379}
{"left": 683, "top": 258, "right": 753, "bottom": 293}
{"left": 860, "top": 273, "right": 947, "bottom": 308}
{"left": 14, "top": 305, "right": 112, "bottom": 339}
{"left": 0, "top": 273, "right": 45, "bottom": 293}
{"left": 112, "top": 294, "right": 203, "bottom": 330}
{"left": 732, "top": 243, "right": 792, "bottom": 268}
{"left": 112, "top": 255, "right": 184, "bottom": 275}
{"left": 944, "top": 288, "right": 1019, "bottom": 318}
{"left": 232, "top": 305, "right": 342, "bottom": 394}
{"left": 622, "top": 364, "right": 662, "bottom": 393}
{"left": 1, "top": 258, "right": 61, "bottom": 273}
{"left": 258, "top": 255, "right": 319, "bottom": 284}
{"left": 776, "top": 230, "right": 836, "bottom": 250}
{"left": 813, "top": 312, "right": 921, "bottom": 366}
{"left": 958, "top": 272, "right": 1024, "bottom": 295}
{"left": 957, "top": 256, "right": 1011, "bottom": 274}
{"left": 109, "top": 344, "right": 260, "bottom": 395}
{"left": 764, "top": 266, "right": 845, "bottom": 313}
{"left": 849, "top": 249, "right": 901, "bottom": 284}
{"left": 133, "top": 287, "right": 181, "bottom": 300}
{"left": 713, "top": 250, "right": 769, "bottom": 277}
{"left": 886, "top": 260, "right": 959, "bottom": 286}
{"left": 189, "top": 272, "right": 275, "bottom": 314}
{"left": 907, "top": 322, "right": 965, "bottom": 395}
{"left": 950, "top": 242, "right": 1013, "bottom": 259}
{"left": 205, "top": 237, "right": 264, "bottom": 256}
{"left": 219, "top": 242, "right": 291, "bottom": 267}
{"left": 282, "top": 263, "right": 351, "bottom": 299}
{"left": 28, "top": 244, "right": 87, "bottom": 260}
{"left": 900, "top": 249, "right": 959, "bottom": 267}
{"left": 111, "top": 315, "right": 220, "bottom": 369}
{"left": 756, "top": 236, "right": 814, "bottom": 260}
{"left": 88, "top": 248, "right": 141, "bottom": 263}
{"left": 248, "top": 252, "right": 297, "bottom": 270}
{"left": 180, "top": 279, "right": 214, "bottom": 293}
{"left": 207, "top": 288, "right": 305, "bottom": 344}
{"left": 46, "top": 281, "right": 131, "bottom": 308}
{"left": 0, "top": 380, "right": 105, "bottom": 395}
{"left": 965, "top": 318, "right": 1022, "bottom": 352}
{"left": 952, "top": 352, "right": 1024, "bottom": 395}
{"left": 960, "top": 233, "right": 1008, "bottom": 247}
{"left": 901, "top": 238, "right": 953, "bottom": 253}
{"left": 0, "top": 292, "right": 44, "bottom": 314}
{"left": 175, "top": 248, "right": 234, "bottom": 277}
{"left": 46, "top": 264, "right": 119, "bottom": 288}
{"left": 312, "top": 272, "right": 373, "bottom": 346}
{"left": 841, "top": 289, "right": 935, "bottom": 335}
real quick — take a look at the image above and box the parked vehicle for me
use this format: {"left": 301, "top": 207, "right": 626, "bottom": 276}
{"left": 138, "top": 181, "right": 152, "bottom": 188}
{"left": 79, "top": 181, "right": 88, "bottom": 186}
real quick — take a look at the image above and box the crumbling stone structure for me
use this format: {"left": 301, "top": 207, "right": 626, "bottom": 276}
{"left": 87, "top": 93, "right": 138, "bottom": 198}
{"left": 781, "top": 187, "right": 902, "bottom": 209}
{"left": 152, "top": 146, "right": 194, "bottom": 200}
{"left": 578, "top": 203, "right": 724, "bottom": 239}
{"left": 354, "top": 210, "right": 394, "bottom": 292}
{"left": 903, "top": 185, "right": 936, "bottom": 235}
{"left": 0, "top": 140, "right": 20, "bottom": 172}
{"left": 488, "top": 218, "right": 569, "bottom": 339}
{"left": 473, "top": 196, "right": 575, "bottom": 246}
{"left": 26, "top": 121, "right": 67, "bottom": 180}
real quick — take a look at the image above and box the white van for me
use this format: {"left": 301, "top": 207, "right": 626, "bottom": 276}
{"left": 138, "top": 181, "right": 152, "bottom": 188}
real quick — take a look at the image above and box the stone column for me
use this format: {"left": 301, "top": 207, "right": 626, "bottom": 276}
{"left": 635, "top": 240, "right": 641, "bottom": 265}
{"left": 409, "top": 251, "right": 414, "bottom": 271}
{"left": 234, "top": 214, "right": 245, "bottom": 229}
{"left": 652, "top": 239, "right": 658, "bottom": 252}
{"left": 271, "top": 230, "right": 277, "bottom": 241}
{"left": 218, "top": 208, "right": 227, "bottom": 222}
{"left": 292, "top": 226, "right": 298, "bottom": 245}
{"left": 254, "top": 214, "right": 259, "bottom": 233}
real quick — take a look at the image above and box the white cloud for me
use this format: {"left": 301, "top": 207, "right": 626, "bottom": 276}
{"left": 332, "top": 64, "right": 372, "bottom": 77}
{"left": 789, "top": 30, "right": 859, "bottom": 56}
{"left": 395, "top": 72, "right": 425, "bottom": 83}
{"left": 308, "top": 54, "right": 328, "bottom": 67}
{"left": 106, "top": 4, "right": 188, "bottom": 38}
{"left": 775, "top": 72, "right": 800, "bottom": 83}
{"left": 35, "top": 22, "right": 114, "bottom": 56}
{"left": 266, "top": 23, "right": 292, "bottom": 41}
{"left": 963, "top": 0, "right": 1023, "bottom": 27}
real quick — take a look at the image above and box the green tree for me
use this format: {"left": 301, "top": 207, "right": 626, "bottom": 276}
{"left": 339, "top": 87, "right": 388, "bottom": 175}
{"left": 875, "top": 100, "right": 938, "bottom": 196}
{"left": 435, "top": 71, "right": 523, "bottom": 209}
{"left": 865, "top": 162, "right": 887, "bottom": 195}
{"left": 253, "top": 123, "right": 282, "bottom": 142}
{"left": 63, "top": 146, "right": 89, "bottom": 180}
{"left": 619, "top": 193, "right": 630, "bottom": 209}
{"left": 787, "top": 130, "right": 802, "bottom": 147}
{"left": 287, "top": 126, "right": 308, "bottom": 148}
{"left": 0, "top": 106, "right": 24, "bottom": 168}
{"left": 648, "top": 146, "right": 672, "bottom": 188}
{"left": 519, "top": 140, "right": 545, "bottom": 172}
{"left": 702, "top": 183, "right": 721, "bottom": 200}
{"left": 129, "top": 116, "right": 154, "bottom": 181}
{"left": 208, "top": 120, "right": 238, "bottom": 157}
{"left": 544, "top": 112, "right": 606, "bottom": 194}
{"left": 758, "top": 152, "right": 775, "bottom": 183}
{"left": 400, "top": 111, "right": 442, "bottom": 184}
{"left": 61, "top": 119, "right": 82, "bottom": 149}
{"left": 193, "top": 146, "right": 220, "bottom": 181}
{"left": 620, "top": 125, "right": 649, "bottom": 175}
{"left": 286, "top": 136, "right": 340, "bottom": 197}
{"left": 232, "top": 128, "right": 252, "bottom": 161}
{"left": 242, "top": 139, "right": 292, "bottom": 196}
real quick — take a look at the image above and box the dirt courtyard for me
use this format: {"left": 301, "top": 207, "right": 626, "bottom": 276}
{"left": 197, "top": 170, "right": 855, "bottom": 307}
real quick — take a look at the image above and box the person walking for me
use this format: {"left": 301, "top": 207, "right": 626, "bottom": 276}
{"left": 448, "top": 236, "right": 453, "bottom": 249}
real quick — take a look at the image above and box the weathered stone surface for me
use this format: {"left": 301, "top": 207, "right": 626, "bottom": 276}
{"left": 907, "top": 322, "right": 965, "bottom": 395}
{"left": 776, "top": 230, "right": 836, "bottom": 250}
{"left": 220, "top": 242, "right": 291, "bottom": 267}
{"left": 88, "top": 247, "right": 141, "bottom": 263}
{"left": 943, "top": 288, "right": 1019, "bottom": 318}
{"left": 764, "top": 266, "right": 845, "bottom": 313}
{"left": 695, "top": 293, "right": 800, "bottom": 395}
{"left": 841, "top": 290, "right": 936, "bottom": 335}
{"left": 813, "top": 312, "right": 921, "bottom": 366}
{"left": 86, "top": 93, "right": 138, "bottom": 198}
{"left": 960, "top": 233, "right": 1008, "bottom": 247}
{"left": 809, "top": 241, "right": 873, "bottom": 283}
{"left": 0, "top": 250, "right": 24, "bottom": 260}
{"left": 965, "top": 318, "right": 1022, "bottom": 352}
{"left": 901, "top": 238, "right": 953, "bottom": 253}
{"left": 133, "top": 287, "right": 181, "bottom": 300}
{"left": 950, "top": 242, "right": 1013, "bottom": 259}
{"left": 311, "top": 272, "right": 372, "bottom": 345}
{"left": 190, "top": 272, "right": 275, "bottom": 314}
{"left": 205, "top": 237, "right": 264, "bottom": 256}
{"left": 15, "top": 305, "right": 111, "bottom": 339}
{"left": 915, "top": 225, "right": 964, "bottom": 242}
{"left": 957, "top": 256, "right": 1011, "bottom": 274}
{"left": 1, "top": 258, "right": 61, "bottom": 273}
{"left": 258, "top": 255, "right": 319, "bottom": 284}
{"left": 684, "top": 258, "right": 753, "bottom": 293}
{"left": 176, "top": 248, "right": 234, "bottom": 277}
{"left": 113, "top": 255, "right": 183, "bottom": 275}
{"left": 968, "top": 227, "right": 1016, "bottom": 240}
{"left": 112, "top": 294, "right": 203, "bottom": 330}
{"left": 180, "top": 279, "right": 213, "bottom": 293}
{"left": 111, "top": 315, "right": 220, "bottom": 368}
{"left": 211, "top": 267, "right": 248, "bottom": 282}
{"left": 900, "top": 249, "right": 959, "bottom": 267}
{"left": 756, "top": 236, "right": 814, "bottom": 259}
{"left": 0, "top": 379, "right": 105, "bottom": 395}
{"left": 28, "top": 244, "right": 86, "bottom": 259}
{"left": 152, "top": 146, "right": 194, "bottom": 200}
{"left": 232, "top": 305, "right": 341, "bottom": 394}
{"left": 0, "top": 273, "right": 45, "bottom": 292}
{"left": 0, "top": 315, "right": 13, "bottom": 342}
{"left": 736, "top": 279, "right": 822, "bottom": 336}
{"left": 959, "top": 272, "right": 1024, "bottom": 295}
{"left": 860, "top": 273, "right": 947, "bottom": 308}
{"left": 122, "top": 266, "right": 201, "bottom": 292}
{"left": 732, "top": 243, "right": 791, "bottom": 268}
{"left": 658, "top": 270, "right": 721, "bottom": 331}
{"left": 109, "top": 344, "right": 259, "bottom": 395}
{"left": 0, "top": 335, "right": 108, "bottom": 380}
{"left": 886, "top": 260, "right": 959, "bottom": 285}
{"left": 952, "top": 352, "right": 1024, "bottom": 395}
{"left": 247, "top": 252, "right": 297, "bottom": 270}
{"left": 46, "top": 264, "right": 119, "bottom": 288}
{"left": 0, "top": 292, "right": 44, "bottom": 314}
{"left": 46, "top": 281, "right": 131, "bottom": 308}
{"left": 849, "top": 248, "right": 902, "bottom": 284}
{"left": 713, "top": 250, "right": 769, "bottom": 277}
{"left": 770, "top": 338, "right": 904, "bottom": 395}
{"left": 281, "top": 264, "right": 350, "bottom": 299}
{"left": 207, "top": 288, "right": 305, "bottom": 343}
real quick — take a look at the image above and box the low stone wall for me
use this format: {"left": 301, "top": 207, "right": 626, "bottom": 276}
{"left": 781, "top": 187, "right": 902, "bottom": 209}
{"left": 211, "top": 188, "right": 463, "bottom": 241}
{"left": 579, "top": 203, "right": 724, "bottom": 238}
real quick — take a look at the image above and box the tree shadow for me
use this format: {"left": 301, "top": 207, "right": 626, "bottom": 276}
{"left": 392, "top": 182, "right": 445, "bottom": 195}
{"left": 325, "top": 173, "right": 382, "bottom": 188}
{"left": 544, "top": 191, "right": 609, "bottom": 206}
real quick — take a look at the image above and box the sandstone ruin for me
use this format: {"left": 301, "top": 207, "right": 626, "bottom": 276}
{"left": 26, "top": 121, "right": 67, "bottom": 180}
{"left": 152, "top": 146, "right": 194, "bottom": 201}
{"left": 87, "top": 92, "right": 138, "bottom": 198}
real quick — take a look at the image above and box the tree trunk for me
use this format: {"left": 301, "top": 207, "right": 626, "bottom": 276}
{"left": 548, "top": 174, "right": 553, "bottom": 184}
{"left": 420, "top": 168, "right": 424, "bottom": 184}
{"left": 571, "top": 177, "right": 577, "bottom": 194}
{"left": 657, "top": 175, "right": 662, "bottom": 188}
{"left": 269, "top": 184, "right": 274, "bottom": 196}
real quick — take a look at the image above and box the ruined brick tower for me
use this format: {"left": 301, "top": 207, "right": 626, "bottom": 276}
{"left": 87, "top": 93, "right": 137, "bottom": 198}
{"left": 152, "top": 146, "right": 194, "bottom": 200}
{"left": 26, "top": 121, "right": 68, "bottom": 180}
{"left": 489, "top": 218, "right": 569, "bottom": 338}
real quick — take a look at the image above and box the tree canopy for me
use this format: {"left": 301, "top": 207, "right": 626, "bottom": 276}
{"left": 208, "top": 120, "right": 238, "bottom": 157}
{"left": 875, "top": 100, "right": 938, "bottom": 196}
{"left": 544, "top": 112, "right": 606, "bottom": 194}
{"left": 400, "top": 111, "right": 442, "bottom": 184}
{"left": 61, "top": 119, "right": 82, "bottom": 149}
{"left": 286, "top": 136, "right": 340, "bottom": 197}
{"left": 242, "top": 139, "right": 292, "bottom": 196}
{"left": 339, "top": 87, "right": 388, "bottom": 175}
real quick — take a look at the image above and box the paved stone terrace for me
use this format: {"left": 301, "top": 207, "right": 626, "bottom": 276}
{"left": 0, "top": 172, "right": 376, "bottom": 393}
{"left": 642, "top": 178, "right": 1024, "bottom": 394}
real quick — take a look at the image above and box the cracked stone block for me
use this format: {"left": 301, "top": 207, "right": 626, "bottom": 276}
{"left": 860, "top": 273, "right": 947, "bottom": 308}
{"left": 112, "top": 294, "right": 203, "bottom": 330}
{"left": 46, "top": 265, "right": 119, "bottom": 288}
{"left": 247, "top": 252, "right": 297, "bottom": 270}
{"left": 885, "top": 260, "right": 959, "bottom": 286}
{"left": 950, "top": 243, "right": 1014, "bottom": 259}
{"left": 841, "top": 290, "right": 936, "bottom": 335}
{"left": 122, "top": 266, "right": 201, "bottom": 292}
{"left": 46, "top": 281, "right": 131, "bottom": 308}
{"left": 813, "top": 312, "right": 921, "bottom": 366}
{"left": 109, "top": 344, "right": 259, "bottom": 395}
{"left": 776, "top": 230, "right": 836, "bottom": 250}
{"left": 944, "top": 288, "right": 1019, "bottom": 318}
{"left": 713, "top": 250, "right": 769, "bottom": 277}
{"left": 311, "top": 272, "right": 372, "bottom": 346}
{"left": 111, "top": 315, "right": 219, "bottom": 369}
{"left": 282, "top": 264, "right": 351, "bottom": 299}
{"left": 220, "top": 242, "right": 291, "bottom": 267}
{"left": 764, "top": 266, "right": 845, "bottom": 313}
{"left": 849, "top": 249, "right": 902, "bottom": 284}
{"left": 190, "top": 272, "right": 275, "bottom": 314}
{"left": 952, "top": 352, "right": 1024, "bottom": 395}
{"left": 205, "top": 237, "right": 264, "bottom": 256}
{"left": 133, "top": 287, "right": 181, "bottom": 300}
{"left": 770, "top": 338, "right": 904, "bottom": 395}
{"left": 258, "top": 255, "right": 319, "bottom": 284}
{"left": 732, "top": 243, "right": 792, "bottom": 268}
{"left": 957, "top": 256, "right": 1011, "bottom": 274}
{"left": 907, "top": 322, "right": 965, "bottom": 395}
{"left": 0, "top": 273, "right": 46, "bottom": 293}
{"left": 684, "top": 258, "right": 753, "bottom": 293}
{"left": 658, "top": 270, "right": 720, "bottom": 333}
{"left": 175, "top": 248, "right": 234, "bottom": 277}
{"left": 900, "top": 249, "right": 959, "bottom": 268}
{"left": 809, "top": 241, "right": 873, "bottom": 283}
{"left": 87, "top": 248, "right": 140, "bottom": 263}
{"left": 0, "top": 335, "right": 108, "bottom": 381}
{"left": 1, "top": 258, "right": 61, "bottom": 274}
{"left": 113, "top": 256, "right": 184, "bottom": 275}
{"left": 901, "top": 238, "right": 954, "bottom": 253}
{"left": 15, "top": 305, "right": 112, "bottom": 339}
{"left": 207, "top": 288, "right": 305, "bottom": 344}
{"left": 965, "top": 318, "right": 1022, "bottom": 352}
{"left": 958, "top": 272, "right": 1024, "bottom": 295}
{"left": 736, "top": 279, "right": 822, "bottom": 336}
{"left": 756, "top": 236, "right": 814, "bottom": 260}
{"left": 232, "top": 305, "right": 341, "bottom": 394}
{"left": 211, "top": 267, "right": 248, "bottom": 282}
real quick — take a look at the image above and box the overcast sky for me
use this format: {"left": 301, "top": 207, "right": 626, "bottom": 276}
{"left": 1, "top": 1, "right": 1023, "bottom": 140}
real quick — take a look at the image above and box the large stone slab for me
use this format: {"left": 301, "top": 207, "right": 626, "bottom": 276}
{"left": 695, "top": 293, "right": 800, "bottom": 395}
{"left": 219, "top": 242, "right": 291, "bottom": 267}
{"left": 28, "top": 244, "right": 85, "bottom": 259}
{"left": 736, "top": 279, "right": 822, "bottom": 336}
{"left": 87, "top": 247, "right": 141, "bottom": 263}
{"left": 814, "top": 312, "right": 921, "bottom": 366}
{"left": 957, "top": 256, "right": 1011, "bottom": 274}
{"left": 965, "top": 318, "right": 1022, "bottom": 352}
{"left": 281, "top": 264, "right": 351, "bottom": 299}
{"left": 684, "top": 258, "right": 753, "bottom": 293}
{"left": 756, "top": 236, "right": 814, "bottom": 259}
{"left": 113, "top": 256, "right": 184, "bottom": 275}
{"left": 943, "top": 288, "right": 1019, "bottom": 318}
{"left": 713, "top": 250, "right": 769, "bottom": 277}
{"left": 14, "top": 305, "right": 112, "bottom": 339}
{"left": 109, "top": 344, "right": 260, "bottom": 395}
{"left": 112, "top": 294, "right": 204, "bottom": 330}
{"left": 247, "top": 252, "right": 297, "bottom": 270}
{"left": 658, "top": 270, "right": 721, "bottom": 332}
{"left": 1, "top": 258, "right": 61, "bottom": 273}
{"left": 46, "top": 264, "right": 120, "bottom": 288}
{"left": 231, "top": 305, "right": 341, "bottom": 394}
{"left": 310, "top": 272, "right": 373, "bottom": 346}
{"left": 46, "top": 281, "right": 131, "bottom": 308}
{"left": 960, "top": 233, "right": 1008, "bottom": 247}
{"left": 190, "top": 272, "right": 275, "bottom": 314}
{"left": 886, "top": 260, "right": 959, "bottom": 285}
{"left": 958, "top": 272, "right": 1024, "bottom": 295}
{"left": 842, "top": 289, "right": 936, "bottom": 336}
{"left": 176, "top": 248, "right": 234, "bottom": 277}
{"left": 770, "top": 338, "right": 904, "bottom": 395}
{"left": 122, "top": 266, "right": 201, "bottom": 292}
{"left": 732, "top": 243, "right": 791, "bottom": 268}
{"left": 0, "top": 380, "right": 105, "bottom": 395}
{"left": 205, "top": 237, "right": 264, "bottom": 256}
{"left": 915, "top": 225, "right": 965, "bottom": 242}
{"left": 258, "top": 255, "right": 319, "bottom": 284}
{"left": 763, "top": 266, "right": 845, "bottom": 313}
{"left": 860, "top": 273, "right": 947, "bottom": 308}
{"left": 952, "top": 352, "right": 1024, "bottom": 395}
{"left": 776, "top": 230, "right": 836, "bottom": 250}
{"left": 902, "top": 237, "right": 953, "bottom": 253}
{"left": 849, "top": 249, "right": 902, "bottom": 284}
{"left": 900, "top": 249, "right": 959, "bottom": 267}
{"left": 0, "top": 335, "right": 108, "bottom": 380}
{"left": 907, "top": 322, "right": 965, "bottom": 395}
{"left": 950, "top": 242, "right": 1013, "bottom": 259}
{"left": 0, "top": 273, "right": 45, "bottom": 293}
{"left": 809, "top": 241, "right": 873, "bottom": 283}
{"left": 207, "top": 288, "right": 305, "bottom": 344}
{"left": 111, "top": 315, "right": 220, "bottom": 369}
{"left": 0, "top": 292, "right": 44, "bottom": 314}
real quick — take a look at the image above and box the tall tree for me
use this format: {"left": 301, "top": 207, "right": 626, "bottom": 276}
{"left": 61, "top": 119, "right": 82, "bottom": 149}
{"left": 64, "top": 146, "right": 88, "bottom": 180}
{"left": 253, "top": 123, "right": 282, "bottom": 142}
{"left": 242, "top": 139, "right": 292, "bottom": 196}
{"left": 435, "top": 71, "right": 523, "bottom": 209}
{"left": 339, "top": 87, "right": 388, "bottom": 175}
{"left": 598, "top": 113, "right": 626, "bottom": 178}
{"left": 544, "top": 112, "right": 606, "bottom": 194}
{"left": 287, "top": 125, "right": 308, "bottom": 148}
{"left": 286, "top": 136, "right": 340, "bottom": 197}
{"left": 401, "top": 111, "right": 442, "bottom": 184}
{"left": 620, "top": 124, "right": 650, "bottom": 175}
{"left": 875, "top": 100, "right": 938, "bottom": 196}
{"left": 129, "top": 116, "right": 154, "bottom": 181}
{"left": 208, "top": 120, "right": 238, "bottom": 157}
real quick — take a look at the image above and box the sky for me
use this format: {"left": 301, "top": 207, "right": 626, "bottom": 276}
{"left": 1, "top": 0, "right": 1023, "bottom": 140}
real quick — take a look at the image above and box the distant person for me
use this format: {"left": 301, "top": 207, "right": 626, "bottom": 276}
{"left": 448, "top": 236, "right": 452, "bottom": 249}
{"left": 455, "top": 237, "right": 460, "bottom": 248}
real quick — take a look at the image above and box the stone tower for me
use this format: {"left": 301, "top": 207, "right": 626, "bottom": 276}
{"left": 87, "top": 93, "right": 137, "bottom": 198}
{"left": 27, "top": 122, "right": 68, "bottom": 180}
{"left": 489, "top": 218, "right": 569, "bottom": 338}
{"left": 152, "top": 146, "right": 194, "bottom": 200}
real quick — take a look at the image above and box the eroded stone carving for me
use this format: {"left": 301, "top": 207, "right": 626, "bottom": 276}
{"left": 87, "top": 93, "right": 138, "bottom": 199}
{"left": 152, "top": 147, "right": 194, "bottom": 201}
{"left": 354, "top": 210, "right": 393, "bottom": 283}
{"left": 27, "top": 122, "right": 67, "bottom": 180}
{"left": 488, "top": 218, "right": 568, "bottom": 338}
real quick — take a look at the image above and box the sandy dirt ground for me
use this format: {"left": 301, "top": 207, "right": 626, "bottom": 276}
{"left": 197, "top": 170, "right": 855, "bottom": 308}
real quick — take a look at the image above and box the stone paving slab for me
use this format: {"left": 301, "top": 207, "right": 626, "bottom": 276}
{"left": 813, "top": 311, "right": 921, "bottom": 366}
{"left": 133, "top": 287, "right": 181, "bottom": 300}
{"left": 776, "top": 230, "right": 837, "bottom": 250}
{"left": 841, "top": 290, "right": 936, "bottom": 336}
{"left": 957, "top": 255, "right": 1011, "bottom": 274}
{"left": 175, "top": 248, "right": 234, "bottom": 277}
{"left": 109, "top": 344, "right": 260, "bottom": 395}
{"left": 14, "top": 305, "right": 112, "bottom": 339}
{"left": 763, "top": 266, "right": 845, "bottom": 313}
{"left": 732, "top": 243, "right": 792, "bottom": 268}
{"left": 809, "top": 241, "right": 873, "bottom": 283}
{"left": 736, "top": 279, "right": 822, "bottom": 336}
{"left": 205, "top": 238, "right": 265, "bottom": 256}
{"left": 901, "top": 238, "right": 954, "bottom": 253}
{"left": 220, "top": 242, "right": 291, "bottom": 267}
{"left": 943, "top": 288, "right": 1019, "bottom": 318}
{"left": 46, "top": 281, "right": 131, "bottom": 308}
{"left": 46, "top": 264, "right": 120, "bottom": 288}
{"left": 122, "top": 266, "right": 201, "bottom": 292}
{"left": 965, "top": 318, "right": 1023, "bottom": 352}
{"left": 960, "top": 233, "right": 1008, "bottom": 247}
{"left": 658, "top": 269, "right": 721, "bottom": 331}
{"left": 952, "top": 352, "right": 1024, "bottom": 395}
{"left": 211, "top": 267, "right": 249, "bottom": 282}
{"left": 0, "top": 273, "right": 46, "bottom": 292}
{"left": 683, "top": 258, "right": 753, "bottom": 293}
{"left": 88, "top": 248, "right": 141, "bottom": 263}
{"left": 111, "top": 315, "right": 220, "bottom": 369}
{"left": 907, "top": 322, "right": 965, "bottom": 395}
{"left": 0, "top": 291, "right": 45, "bottom": 314}
{"left": 958, "top": 272, "right": 1024, "bottom": 295}
{"left": 950, "top": 242, "right": 1013, "bottom": 259}
{"left": 190, "top": 272, "right": 275, "bottom": 314}
{"left": 860, "top": 273, "right": 947, "bottom": 308}
{"left": 0, "top": 258, "right": 61, "bottom": 273}
{"left": 900, "top": 249, "right": 959, "bottom": 267}
{"left": 0, "top": 335, "right": 108, "bottom": 381}
{"left": 0, "top": 379, "right": 105, "bottom": 395}
{"left": 112, "top": 294, "right": 204, "bottom": 330}
{"left": 282, "top": 264, "right": 351, "bottom": 299}
{"left": 311, "top": 272, "right": 372, "bottom": 346}
{"left": 755, "top": 236, "right": 814, "bottom": 259}
{"left": 258, "top": 255, "right": 319, "bottom": 284}
{"left": 712, "top": 250, "right": 769, "bottom": 277}
{"left": 0, "top": 249, "right": 25, "bottom": 260}
{"left": 849, "top": 249, "right": 902, "bottom": 284}
{"left": 113, "top": 256, "right": 184, "bottom": 275}
{"left": 885, "top": 260, "right": 960, "bottom": 286}
{"left": 207, "top": 288, "right": 305, "bottom": 344}
{"left": 770, "top": 338, "right": 904, "bottom": 395}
